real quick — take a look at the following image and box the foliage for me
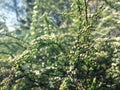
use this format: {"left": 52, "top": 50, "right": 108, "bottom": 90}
{"left": 0, "top": 0, "right": 120, "bottom": 90}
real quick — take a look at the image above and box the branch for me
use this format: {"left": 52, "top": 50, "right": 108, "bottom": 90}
{"left": 104, "top": 0, "right": 118, "bottom": 11}
{"left": 0, "top": 51, "right": 14, "bottom": 58}
{"left": 0, "top": 33, "right": 30, "bottom": 45}
{"left": 84, "top": 0, "right": 88, "bottom": 24}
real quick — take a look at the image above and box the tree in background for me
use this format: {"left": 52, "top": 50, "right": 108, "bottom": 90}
{"left": 0, "top": 0, "right": 120, "bottom": 90}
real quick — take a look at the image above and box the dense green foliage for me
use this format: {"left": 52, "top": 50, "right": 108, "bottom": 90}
{"left": 0, "top": 0, "right": 120, "bottom": 90}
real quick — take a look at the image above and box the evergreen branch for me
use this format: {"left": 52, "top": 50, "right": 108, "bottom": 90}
{"left": 0, "top": 51, "right": 14, "bottom": 58}
{"left": 0, "top": 33, "right": 30, "bottom": 45}
{"left": 104, "top": 0, "right": 118, "bottom": 11}
{"left": 0, "top": 42, "right": 27, "bottom": 49}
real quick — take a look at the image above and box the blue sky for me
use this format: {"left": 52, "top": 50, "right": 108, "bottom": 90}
{"left": 0, "top": 0, "right": 26, "bottom": 31}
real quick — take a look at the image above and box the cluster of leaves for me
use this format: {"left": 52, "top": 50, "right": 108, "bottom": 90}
{"left": 0, "top": 0, "right": 120, "bottom": 90}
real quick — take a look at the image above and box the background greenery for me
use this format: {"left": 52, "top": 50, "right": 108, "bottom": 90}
{"left": 0, "top": 0, "right": 120, "bottom": 90}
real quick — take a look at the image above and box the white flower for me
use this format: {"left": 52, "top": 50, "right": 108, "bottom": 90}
{"left": 34, "top": 70, "right": 40, "bottom": 75}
